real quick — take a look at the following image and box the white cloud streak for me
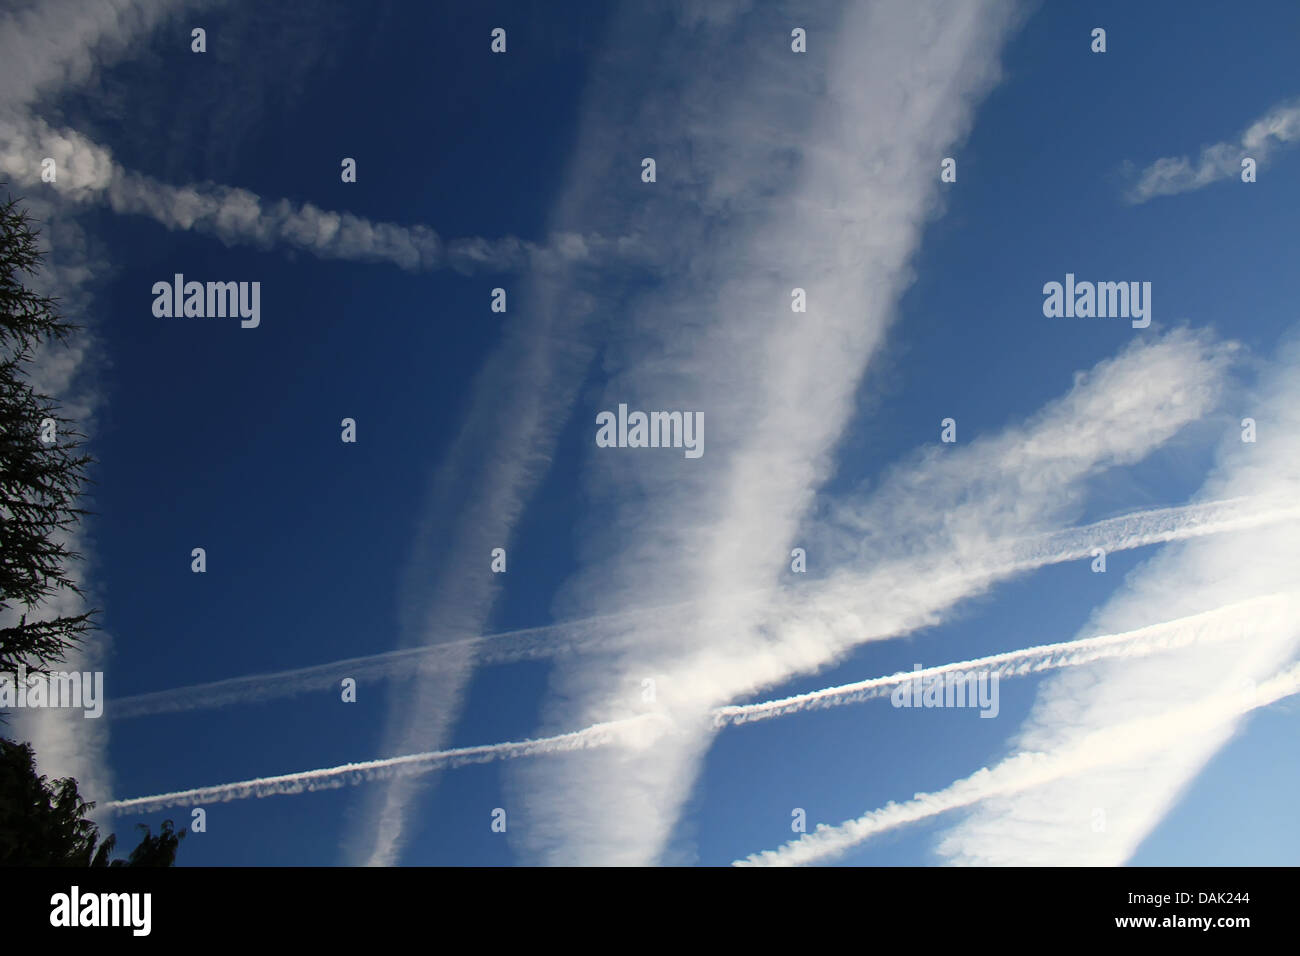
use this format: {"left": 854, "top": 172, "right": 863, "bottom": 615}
{"left": 0, "top": 112, "right": 638, "bottom": 272}
{"left": 0, "top": 0, "right": 210, "bottom": 112}
{"left": 1126, "top": 99, "right": 1300, "bottom": 203}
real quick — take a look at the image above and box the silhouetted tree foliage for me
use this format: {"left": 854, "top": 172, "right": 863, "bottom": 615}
{"left": 0, "top": 738, "right": 185, "bottom": 866}
{"left": 0, "top": 192, "right": 98, "bottom": 674}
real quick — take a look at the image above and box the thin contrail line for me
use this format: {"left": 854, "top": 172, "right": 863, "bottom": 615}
{"left": 105, "top": 715, "right": 669, "bottom": 812}
{"left": 108, "top": 496, "right": 1300, "bottom": 721}
{"left": 713, "top": 593, "right": 1288, "bottom": 726}
{"left": 105, "top": 596, "right": 1280, "bottom": 813}
{"left": 106, "top": 592, "right": 768, "bottom": 720}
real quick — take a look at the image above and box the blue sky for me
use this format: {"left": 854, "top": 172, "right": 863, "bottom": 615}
{"left": 2, "top": 0, "right": 1298, "bottom": 867}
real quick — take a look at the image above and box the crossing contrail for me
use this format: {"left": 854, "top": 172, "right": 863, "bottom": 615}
{"left": 106, "top": 594, "right": 1283, "bottom": 813}
{"left": 108, "top": 496, "right": 1300, "bottom": 721}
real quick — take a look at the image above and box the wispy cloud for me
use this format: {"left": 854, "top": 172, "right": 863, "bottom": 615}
{"left": 1126, "top": 99, "right": 1300, "bottom": 203}
{"left": 0, "top": 0, "right": 211, "bottom": 112}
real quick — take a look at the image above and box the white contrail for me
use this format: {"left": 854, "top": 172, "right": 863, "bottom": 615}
{"left": 107, "top": 595, "right": 1278, "bottom": 813}
{"left": 0, "top": 113, "right": 646, "bottom": 274}
{"left": 108, "top": 618, "right": 598, "bottom": 720}
{"left": 105, "top": 588, "right": 775, "bottom": 720}
{"left": 714, "top": 593, "right": 1287, "bottom": 727}
{"left": 104, "top": 714, "right": 670, "bottom": 813}
{"left": 1006, "top": 495, "right": 1300, "bottom": 568}
{"left": 106, "top": 496, "right": 1300, "bottom": 720}
{"left": 734, "top": 658, "right": 1300, "bottom": 866}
